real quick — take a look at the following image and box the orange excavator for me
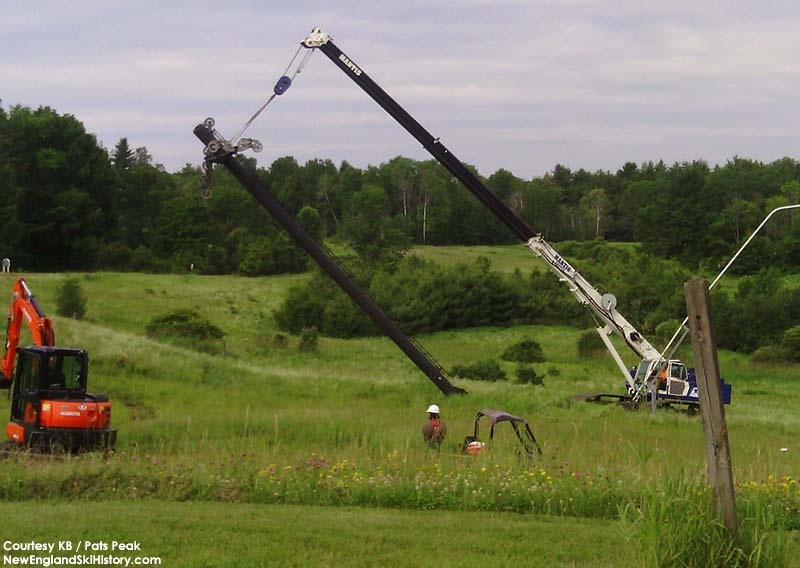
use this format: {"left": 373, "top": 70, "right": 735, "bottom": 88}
{"left": 1, "top": 278, "right": 115, "bottom": 450}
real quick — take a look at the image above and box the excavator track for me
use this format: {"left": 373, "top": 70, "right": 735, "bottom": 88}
{"left": 0, "top": 439, "right": 18, "bottom": 457}
{"left": 0, "top": 440, "right": 90, "bottom": 460}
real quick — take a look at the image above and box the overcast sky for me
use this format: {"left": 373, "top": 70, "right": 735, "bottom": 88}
{"left": 3, "top": 1, "right": 798, "bottom": 177}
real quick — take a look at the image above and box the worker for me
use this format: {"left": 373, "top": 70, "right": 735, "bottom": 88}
{"left": 422, "top": 404, "right": 447, "bottom": 448}
{"left": 46, "top": 356, "right": 65, "bottom": 389}
{"left": 657, "top": 365, "right": 668, "bottom": 392}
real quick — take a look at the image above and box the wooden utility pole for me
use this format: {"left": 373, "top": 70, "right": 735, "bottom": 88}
{"left": 684, "top": 277, "right": 739, "bottom": 540}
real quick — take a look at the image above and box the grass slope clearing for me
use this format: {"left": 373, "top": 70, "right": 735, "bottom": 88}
{"left": 1, "top": 249, "right": 798, "bottom": 566}
{"left": 0, "top": 502, "right": 631, "bottom": 567}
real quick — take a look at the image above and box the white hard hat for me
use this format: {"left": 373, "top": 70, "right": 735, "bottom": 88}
{"left": 426, "top": 404, "right": 440, "bottom": 414}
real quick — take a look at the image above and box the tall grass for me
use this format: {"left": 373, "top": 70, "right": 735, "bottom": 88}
{"left": 2, "top": 450, "right": 797, "bottom": 532}
{"left": 619, "top": 477, "right": 793, "bottom": 567}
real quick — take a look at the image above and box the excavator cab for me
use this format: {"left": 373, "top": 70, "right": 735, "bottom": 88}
{"left": 11, "top": 348, "right": 87, "bottom": 413}
{"left": 6, "top": 346, "right": 115, "bottom": 450}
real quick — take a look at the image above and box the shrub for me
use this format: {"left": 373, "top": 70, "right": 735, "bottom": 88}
{"left": 277, "top": 257, "right": 518, "bottom": 338}
{"left": 713, "top": 269, "right": 800, "bottom": 353}
{"left": 297, "top": 205, "right": 324, "bottom": 241}
{"left": 274, "top": 273, "right": 329, "bottom": 334}
{"left": 513, "top": 269, "right": 586, "bottom": 326}
{"left": 55, "top": 278, "right": 88, "bottom": 320}
{"left": 237, "top": 234, "right": 308, "bottom": 277}
{"left": 781, "top": 325, "right": 800, "bottom": 361}
{"left": 321, "top": 294, "right": 374, "bottom": 337}
{"left": 272, "top": 243, "right": 720, "bottom": 344}
{"left": 750, "top": 345, "right": 792, "bottom": 365}
{"left": 654, "top": 319, "right": 682, "bottom": 347}
{"left": 146, "top": 309, "right": 224, "bottom": 341}
{"left": 452, "top": 359, "right": 506, "bottom": 382}
{"left": 298, "top": 327, "right": 319, "bottom": 352}
{"left": 516, "top": 365, "right": 543, "bottom": 385}
{"left": 237, "top": 237, "right": 275, "bottom": 276}
{"left": 95, "top": 241, "right": 132, "bottom": 270}
{"left": 577, "top": 329, "right": 605, "bottom": 358}
{"left": 501, "top": 338, "right": 545, "bottom": 363}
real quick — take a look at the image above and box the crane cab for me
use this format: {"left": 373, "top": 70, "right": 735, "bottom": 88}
{"left": 6, "top": 346, "right": 116, "bottom": 450}
{"left": 632, "top": 359, "right": 691, "bottom": 399}
{"left": 630, "top": 358, "right": 733, "bottom": 406}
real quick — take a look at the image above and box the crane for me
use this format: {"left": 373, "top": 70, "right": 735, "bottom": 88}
{"left": 194, "top": 27, "right": 731, "bottom": 407}
{"left": 296, "top": 28, "right": 731, "bottom": 407}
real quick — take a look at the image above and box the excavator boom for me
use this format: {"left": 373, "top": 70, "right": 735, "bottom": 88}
{"left": 1, "top": 278, "right": 55, "bottom": 387}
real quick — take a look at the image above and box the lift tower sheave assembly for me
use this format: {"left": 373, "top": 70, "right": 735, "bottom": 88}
{"left": 193, "top": 123, "right": 465, "bottom": 396}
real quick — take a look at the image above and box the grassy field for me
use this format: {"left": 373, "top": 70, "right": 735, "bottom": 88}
{"left": 1, "top": 249, "right": 798, "bottom": 566}
{"left": 0, "top": 502, "right": 633, "bottom": 567}
{"left": 330, "top": 240, "right": 643, "bottom": 273}
{"left": 412, "top": 244, "right": 545, "bottom": 273}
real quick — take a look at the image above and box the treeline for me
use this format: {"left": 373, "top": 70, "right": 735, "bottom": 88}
{"left": 2, "top": 103, "right": 799, "bottom": 273}
{"left": 277, "top": 243, "right": 689, "bottom": 338}
{"left": 275, "top": 243, "right": 800, "bottom": 356}
{"left": 0, "top": 105, "right": 306, "bottom": 273}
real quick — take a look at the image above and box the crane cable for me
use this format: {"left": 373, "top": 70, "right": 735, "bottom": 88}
{"left": 230, "top": 45, "right": 316, "bottom": 145}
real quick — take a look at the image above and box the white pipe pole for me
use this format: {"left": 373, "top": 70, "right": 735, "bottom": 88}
{"left": 634, "top": 203, "right": 800, "bottom": 403}
{"left": 661, "top": 203, "right": 800, "bottom": 358}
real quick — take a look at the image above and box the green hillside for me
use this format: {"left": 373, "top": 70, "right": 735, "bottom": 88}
{"left": 1, "top": 266, "right": 798, "bottom": 565}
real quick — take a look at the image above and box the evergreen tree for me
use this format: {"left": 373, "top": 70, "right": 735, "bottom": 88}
{"left": 55, "top": 278, "right": 88, "bottom": 320}
{"left": 112, "top": 137, "right": 135, "bottom": 171}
